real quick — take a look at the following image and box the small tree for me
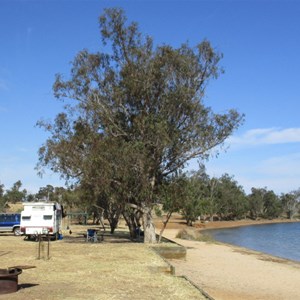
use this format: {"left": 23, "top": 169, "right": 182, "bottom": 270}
{"left": 205, "top": 177, "right": 219, "bottom": 221}
{"left": 248, "top": 188, "right": 265, "bottom": 219}
{"left": 248, "top": 187, "right": 281, "bottom": 220}
{"left": 158, "top": 175, "right": 188, "bottom": 242}
{"left": 216, "top": 174, "right": 248, "bottom": 220}
{"left": 4, "top": 181, "right": 27, "bottom": 203}
{"left": 263, "top": 190, "right": 281, "bottom": 219}
{"left": 180, "top": 174, "right": 208, "bottom": 226}
{"left": 281, "top": 190, "right": 300, "bottom": 219}
{"left": 36, "top": 185, "right": 55, "bottom": 201}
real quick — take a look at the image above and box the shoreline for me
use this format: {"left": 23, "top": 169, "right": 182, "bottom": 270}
{"left": 160, "top": 218, "right": 300, "bottom": 300}
{"left": 198, "top": 219, "right": 300, "bottom": 264}
{"left": 155, "top": 215, "right": 300, "bottom": 232}
{"left": 162, "top": 228, "right": 300, "bottom": 300}
{"left": 196, "top": 217, "right": 300, "bottom": 231}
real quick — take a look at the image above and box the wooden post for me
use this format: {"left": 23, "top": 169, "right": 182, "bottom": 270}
{"left": 47, "top": 234, "right": 50, "bottom": 260}
{"left": 37, "top": 235, "right": 41, "bottom": 260}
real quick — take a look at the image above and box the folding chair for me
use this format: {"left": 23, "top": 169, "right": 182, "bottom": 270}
{"left": 86, "top": 229, "right": 98, "bottom": 242}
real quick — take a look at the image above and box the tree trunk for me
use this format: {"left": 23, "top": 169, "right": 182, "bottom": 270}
{"left": 142, "top": 208, "right": 157, "bottom": 243}
{"left": 158, "top": 211, "right": 173, "bottom": 243}
{"left": 122, "top": 211, "right": 137, "bottom": 239}
{"left": 108, "top": 216, "right": 119, "bottom": 234}
{"left": 99, "top": 213, "right": 106, "bottom": 231}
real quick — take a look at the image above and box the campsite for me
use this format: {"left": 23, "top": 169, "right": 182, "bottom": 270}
{"left": 0, "top": 204, "right": 207, "bottom": 300}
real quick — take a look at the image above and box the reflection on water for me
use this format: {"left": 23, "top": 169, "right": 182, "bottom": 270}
{"left": 206, "top": 222, "right": 300, "bottom": 262}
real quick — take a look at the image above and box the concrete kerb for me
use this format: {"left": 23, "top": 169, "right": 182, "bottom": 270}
{"left": 150, "top": 246, "right": 176, "bottom": 275}
{"left": 151, "top": 234, "right": 215, "bottom": 300}
{"left": 179, "top": 275, "right": 215, "bottom": 300}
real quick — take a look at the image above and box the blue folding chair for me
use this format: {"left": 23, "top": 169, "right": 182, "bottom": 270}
{"left": 86, "top": 229, "right": 98, "bottom": 242}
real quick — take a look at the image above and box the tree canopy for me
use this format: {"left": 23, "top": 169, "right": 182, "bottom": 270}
{"left": 37, "top": 8, "right": 244, "bottom": 242}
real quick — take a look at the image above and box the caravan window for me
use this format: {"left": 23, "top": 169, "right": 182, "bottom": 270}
{"left": 22, "top": 216, "right": 31, "bottom": 221}
{"left": 32, "top": 206, "right": 45, "bottom": 211}
{"left": 43, "top": 215, "right": 52, "bottom": 220}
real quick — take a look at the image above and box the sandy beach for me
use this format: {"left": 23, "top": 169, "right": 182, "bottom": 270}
{"left": 160, "top": 219, "right": 300, "bottom": 300}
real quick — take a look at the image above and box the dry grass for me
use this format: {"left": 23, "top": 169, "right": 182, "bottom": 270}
{"left": 175, "top": 228, "right": 215, "bottom": 243}
{"left": 0, "top": 225, "right": 207, "bottom": 300}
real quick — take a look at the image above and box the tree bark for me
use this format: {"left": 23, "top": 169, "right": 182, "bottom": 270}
{"left": 122, "top": 211, "right": 137, "bottom": 239}
{"left": 142, "top": 207, "right": 157, "bottom": 243}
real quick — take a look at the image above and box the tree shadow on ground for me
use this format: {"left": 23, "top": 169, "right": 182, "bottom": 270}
{"left": 62, "top": 230, "right": 133, "bottom": 244}
{"left": 18, "top": 283, "right": 39, "bottom": 290}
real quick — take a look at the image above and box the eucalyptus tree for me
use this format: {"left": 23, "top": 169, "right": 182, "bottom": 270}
{"left": 3, "top": 181, "right": 27, "bottom": 204}
{"left": 262, "top": 190, "right": 281, "bottom": 219}
{"left": 248, "top": 187, "right": 281, "bottom": 219}
{"left": 180, "top": 173, "right": 209, "bottom": 226}
{"left": 216, "top": 174, "right": 248, "bottom": 220}
{"left": 36, "top": 185, "right": 55, "bottom": 201}
{"left": 37, "top": 8, "right": 243, "bottom": 243}
{"left": 281, "top": 190, "right": 300, "bottom": 219}
{"left": 248, "top": 188, "right": 265, "bottom": 219}
{"left": 158, "top": 174, "right": 191, "bottom": 241}
{"left": 204, "top": 176, "right": 220, "bottom": 221}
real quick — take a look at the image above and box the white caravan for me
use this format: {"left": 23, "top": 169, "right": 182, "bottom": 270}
{"left": 20, "top": 202, "right": 63, "bottom": 240}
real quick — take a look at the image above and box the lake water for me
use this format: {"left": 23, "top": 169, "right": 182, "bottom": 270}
{"left": 205, "top": 222, "right": 300, "bottom": 262}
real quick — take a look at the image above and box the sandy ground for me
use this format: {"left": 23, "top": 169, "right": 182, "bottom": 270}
{"left": 159, "top": 219, "right": 300, "bottom": 300}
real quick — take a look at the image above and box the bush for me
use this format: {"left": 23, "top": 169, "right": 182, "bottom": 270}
{"left": 175, "top": 228, "right": 214, "bottom": 242}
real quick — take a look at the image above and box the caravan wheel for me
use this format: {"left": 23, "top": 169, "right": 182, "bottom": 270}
{"left": 51, "top": 233, "right": 58, "bottom": 241}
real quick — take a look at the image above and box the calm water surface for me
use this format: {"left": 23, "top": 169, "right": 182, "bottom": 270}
{"left": 206, "top": 222, "right": 300, "bottom": 262}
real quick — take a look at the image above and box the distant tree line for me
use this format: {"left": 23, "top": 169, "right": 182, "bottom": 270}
{"left": 0, "top": 181, "right": 28, "bottom": 211}
{"left": 158, "top": 168, "right": 300, "bottom": 228}
{"left": 1, "top": 173, "right": 300, "bottom": 234}
{"left": 0, "top": 181, "right": 77, "bottom": 212}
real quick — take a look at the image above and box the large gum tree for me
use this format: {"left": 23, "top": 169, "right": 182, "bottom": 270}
{"left": 37, "top": 8, "right": 244, "bottom": 243}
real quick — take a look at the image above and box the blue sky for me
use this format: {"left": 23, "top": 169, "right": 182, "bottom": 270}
{"left": 0, "top": 0, "right": 300, "bottom": 195}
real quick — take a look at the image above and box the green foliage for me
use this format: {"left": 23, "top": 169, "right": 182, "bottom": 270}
{"left": 36, "top": 185, "right": 55, "bottom": 201}
{"left": 174, "top": 171, "right": 248, "bottom": 223}
{"left": 177, "top": 172, "right": 208, "bottom": 226}
{"left": 153, "top": 205, "right": 162, "bottom": 218}
{"left": 215, "top": 174, "right": 248, "bottom": 220}
{"left": 3, "top": 181, "right": 27, "bottom": 204}
{"left": 263, "top": 190, "right": 282, "bottom": 219}
{"left": 248, "top": 188, "right": 265, "bottom": 219}
{"left": 248, "top": 187, "right": 281, "bottom": 219}
{"left": 280, "top": 190, "right": 300, "bottom": 219}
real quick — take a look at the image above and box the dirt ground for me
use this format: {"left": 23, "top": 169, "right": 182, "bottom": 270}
{"left": 0, "top": 224, "right": 206, "bottom": 300}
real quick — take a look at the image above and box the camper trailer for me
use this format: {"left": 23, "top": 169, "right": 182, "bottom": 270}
{"left": 20, "top": 202, "right": 63, "bottom": 240}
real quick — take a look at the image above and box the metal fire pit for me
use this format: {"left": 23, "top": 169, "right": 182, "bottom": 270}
{"left": 0, "top": 268, "right": 22, "bottom": 294}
